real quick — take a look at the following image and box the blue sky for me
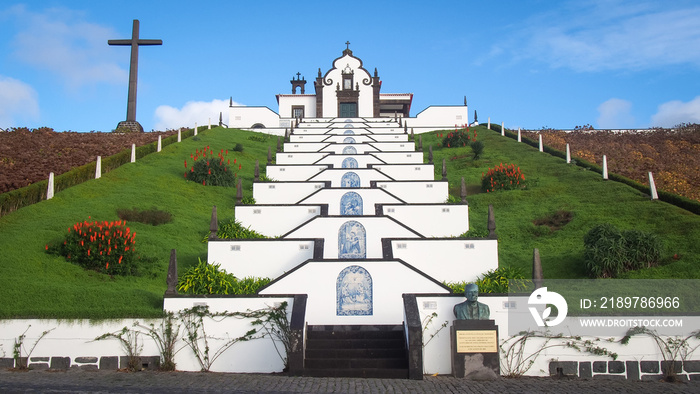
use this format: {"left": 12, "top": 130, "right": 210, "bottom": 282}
{"left": 1, "top": 0, "right": 699, "bottom": 132}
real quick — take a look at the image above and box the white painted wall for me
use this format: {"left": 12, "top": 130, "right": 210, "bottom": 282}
{"left": 371, "top": 164, "right": 436, "bottom": 181}
{"left": 209, "top": 239, "right": 316, "bottom": 279}
{"left": 371, "top": 151, "right": 423, "bottom": 164}
{"left": 260, "top": 261, "right": 449, "bottom": 325}
{"left": 289, "top": 134, "right": 329, "bottom": 143}
{"left": 367, "top": 142, "right": 415, "bottom": 152}
{"left": 297, "top": 188, "right": 403, "bottom": 215}
{"left": 0, "top": 296, "right": 294, "bottom": 373}
{"left": 315, "top": 154, "right": 384, "bottom": 168}
{"left": 274, "top": 152, "right": 329, "bottom": 165}
{"left": 277, "top": 95, "right": 317, "bottom": 118}
{"left": 253, "top": 182, "right": 326, "bottom": 204}
{"left": 406, "top": 106, "right": 469, "bottom": 129}
{"left": 382, "top": 204, "right": 468, "bottom": 237}
{"left": 283, "top": 142, "right": 331, "bottom": 152}
{"left": 235, "top": 205, "right": 323, "bottom": 237}
{"left": 319, "top": 144, "right": 378, "bottom": 154}
{"left": 283, "top": 216, "right": 421, "bottom": 258}
{"left": 229, "top": 106, "right": 280, "bottom": 129}
{"left": 390, "top": 239, "right": 498, "bottom": 283}
{"left": 265, "top": 165, "right": 328, "bottom": 181}
{"left": 375, "top": 181, "right": 449, "bottom": 203}
{"left": 320, "top": 53, "right": 375, "bottom": 118}
{"left": 307, "top": 168, "right": 392, "bottom": 187}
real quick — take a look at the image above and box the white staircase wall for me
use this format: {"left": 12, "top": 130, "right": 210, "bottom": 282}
{"left": 382, "top": 204, "right": 468, "bottom": 237}
{"left": 253, "top": 182, "right": 326, "bottom": 204}
{"left": 259, "top": 260, "right": 449, "bottom": 325}
{"left": 375, "top": 181, "right": 449, "bottom": 203}
{"left": 389, "top": 239, "right": 499, "bottom": 283}
{"left": 210, "top": 239, "right": 317, "bottom": 279}
{"left": 235, "top": 205, "right": 324, "bottom": 237}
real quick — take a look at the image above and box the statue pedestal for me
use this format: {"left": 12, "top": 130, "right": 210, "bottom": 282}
{"left": 115, "top": 120, "right": 144, "bottom": 133}
{"left": 450, "top": 320, "right": 500, "bottom": 379}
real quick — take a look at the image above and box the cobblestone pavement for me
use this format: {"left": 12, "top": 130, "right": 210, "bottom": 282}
{"left": 1, "top": 370, "right": 699, "bottom": 394}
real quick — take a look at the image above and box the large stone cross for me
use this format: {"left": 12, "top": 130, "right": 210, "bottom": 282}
{"left": 109, "top": 19, "right": 162, "bottom": 132}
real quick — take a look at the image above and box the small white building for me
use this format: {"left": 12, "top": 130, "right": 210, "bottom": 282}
{"left": 229, "top": 44, "right": 467, "bottom": 133}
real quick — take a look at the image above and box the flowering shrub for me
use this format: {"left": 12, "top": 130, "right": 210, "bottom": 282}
{"left": 481, "top": 163, "right": 525, "bottom": 192}
{"left": 442, "top": 125, "right": 477, "bottom": 148}
{"left": 184, "top": 146, "right": 237, "bottom": 186}
{"left": 47, "top": 219, "right": 140, "bottom": 275}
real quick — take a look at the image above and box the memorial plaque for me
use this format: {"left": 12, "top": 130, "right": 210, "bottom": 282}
{"left": 456, "top": 330, "right": 497, "bottom": 353}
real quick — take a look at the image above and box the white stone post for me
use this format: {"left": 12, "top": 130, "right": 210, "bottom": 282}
{"left": 648, "top": 172, "right": 659, "bottom": 200}
{"left": 208, "top": 118, "right": 211, "bottom": 130}
{"left": 178, "top": 129, "right": 182, "bottom": 142}
{"left": 487, "top": 117, "right": 491, "bottom": 130}
{"left": 194, "top": 122, "right": 198, "bottom": 136}
{"left": 47, "top": 172, "right": 54, "bottom": 200}
{"left": 157, "top": 135, "right": 162, "bottom": 152}
{"left": 538, "top": 135, "right": 543, "bottom": 152}
{"left": 95, "top": 156, "right": 101, "bottom": 179}
{"left": 602, "top": 155, "right": 608, "bottom": 180}
{"left": 131, "top": 144, "right": 136, "bottom": 163}
{"left": 517, "top": 128, "right": 521, "bottom": 142}
{"left": 501, "top": 122, "right": 505, "bottom": 136}
{"left": 566, "top": 144, "right": 571, "bottom": 163}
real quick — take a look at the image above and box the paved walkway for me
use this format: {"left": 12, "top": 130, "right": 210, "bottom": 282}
{"left": 1, "top": 369, "right": 699, "bottom": 394}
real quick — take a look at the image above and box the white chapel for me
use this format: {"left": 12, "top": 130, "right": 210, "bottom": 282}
{"left": 229, "top": 44, "right": 468, "bottom": 132}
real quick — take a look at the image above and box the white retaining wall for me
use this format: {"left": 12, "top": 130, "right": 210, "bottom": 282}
{"left": 371, "top": 151, "right": 423, "bottom": 164}
{"left": 297, "top": 188, "right": 403, "bottom": 215}
{"left": 390, "top": 239, "right": 498, "bottom": 283}
{"left": 283, "top": 216, "right": 421, "bottom": 259}
{"left": 253, "top": 182, "right": 326, "bottom": 204}
{"left": 265, "top": 165, "right": 328, "bottom": 181}
{"left": 235, "top": 205, "right": 323, "bottom": 237}
{"left": 274, "top": 152, "right": 328, "bottom": 165}
{"left": 382, "top": 204, "right": 468, "bottom": 237}
{"left": 307, "top": 168, "right": 392, "bottom": 187}
{"left": 209, "top": 239, "right": 317, "bottom": 278}
{"left": 260, "top": 261, "right": 449, "bottom": 325}
{"left": 375, "top": 181, "right": 449, "bottom": 203}
{"left": 229, "top": 106, "right": 280, "bottom": 129}
{"left": 370, "top": 164, "right": 436, "bottom": 181}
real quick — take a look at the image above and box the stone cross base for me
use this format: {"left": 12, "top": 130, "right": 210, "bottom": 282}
{"left": 115, "top": 120, "right": 144, "bottom": 133}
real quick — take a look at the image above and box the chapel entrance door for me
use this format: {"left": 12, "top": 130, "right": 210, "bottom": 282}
{"left": 339, "top": 103, "right": 357, "bottom": 118}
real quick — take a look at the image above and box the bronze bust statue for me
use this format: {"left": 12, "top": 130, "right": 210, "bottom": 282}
{"left": 453, "top": 283, "right": 490, "bottom": 320}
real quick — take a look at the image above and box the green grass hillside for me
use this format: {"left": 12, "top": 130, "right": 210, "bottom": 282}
{"left": 0, "top": 126, "right": 697, "bottom": 319}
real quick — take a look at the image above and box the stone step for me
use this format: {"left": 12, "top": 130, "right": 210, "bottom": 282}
{"left": 305, "top": 357, "right": 408, "bottom": 369}
{"left": 305, "top": 347, "right": 406, "bottom": 359}
{"left": 303, "top": 367, "right": 409, "bottom": 379}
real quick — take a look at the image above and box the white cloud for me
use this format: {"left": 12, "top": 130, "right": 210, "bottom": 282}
{"left": 510, "top": 1, "right": 700, "bottom": 72}
{"left": 154, "top": 99, "right": 238, "bottom": 130}
{"left": 5, "top": 5, "right": 126, "bottom": 89}
{"left": 597, "top": 98, "right": 634, "bottom": 129}
{"left": 0, "top": 76, "right": 40, "bottom": 128}
{"left": 651, "top": 96, "right": 700, "bottom": 128}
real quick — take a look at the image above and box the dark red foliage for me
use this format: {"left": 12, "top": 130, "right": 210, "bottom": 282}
{"left": 0, "top": 127, "right": 177, "bottom": 194}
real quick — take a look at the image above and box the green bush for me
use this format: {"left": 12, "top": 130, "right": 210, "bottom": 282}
{"left": 116, "top": 207, "right": 173, "bottom": 226}
{"left": 233, "top": 143, "right": 244, "bottom": 152}
{"left": 583, "top": 224, "right": 663, "bottom": 278}
{"left": 470, "top": 140, "right": 484, "bottom": 160}
{"left": 177, "top": 258, "right": 270, "bottom": 295}
{"left": 184, "top": 146, "right": 236, "bottom": 186}
{"left": 481, "top": 163, "right": 526, "bottom": 192}
{"left": 446, "top": 266, "right": 526, "bottom": 294}
{"left": 203, "top": 219, "right": 268, "bottom": 242}
{"left": 46, "top": 219, "right": 142, "bottom": 276}
{"left": 177, "top": 259, "right": 236, "bottom": 294}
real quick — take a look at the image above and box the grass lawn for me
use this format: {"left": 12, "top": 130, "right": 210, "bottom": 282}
{"left": 0, "top": 126, "right": 697, "bottom": 319}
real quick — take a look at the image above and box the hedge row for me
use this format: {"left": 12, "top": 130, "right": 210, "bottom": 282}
{"left": 488, "top": 125, "right": 700, "bottom": 215}
{"left": 0, "top": 129, "right": 197, "bottom": 217}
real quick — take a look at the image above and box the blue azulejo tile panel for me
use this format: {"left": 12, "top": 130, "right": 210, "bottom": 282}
{"left": 338, "top": 220, "right": 366, "bottom": 259}
{"left": 340, "top": 191, "right": 363, "bottom": 215}
{"left": 343, "top": 137, "right": 356, "bottom": 144}
{"left": 337, "top": 265, "right": 373, "bottom": 316}
{"left": 341, "top": 171, "right": 360, "bottom": 187}
{"left": 341, "top": 157, "right": 358, "bottom": 168}
{"left": 342, "top": 146, "right": 358, "bottom": 154}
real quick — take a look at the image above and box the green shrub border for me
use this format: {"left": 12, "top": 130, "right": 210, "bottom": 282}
{"left": 487, "top": 124, "right": 700, "bottom": 215}
{"left": 0, "top": 128, "right": 197, "bottom": 217}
